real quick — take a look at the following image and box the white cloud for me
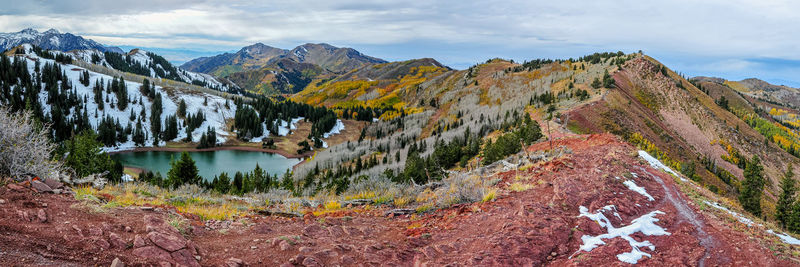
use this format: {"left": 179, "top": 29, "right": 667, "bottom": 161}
{"left": 0, "top": 0, "right": 798, "bottom": 83}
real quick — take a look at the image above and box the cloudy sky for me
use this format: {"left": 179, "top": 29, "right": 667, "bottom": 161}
{"left": 1, "top": 0, "right": 798, "bottom": 86}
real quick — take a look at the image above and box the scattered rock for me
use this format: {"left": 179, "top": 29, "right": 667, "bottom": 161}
{"left": 88, "top": 226, "right": 103, "bottom": 237}
{"left": 298, "top": 246, "right": 313, "bottom": 253}
{"left": 147, "top": 231, "right": 186, "bottom": 252}
{"left": 43, "top": 178, "right": 63, "bottom": 190}
{"left": 96, "top": 238, "right": 111, "bottom": 250}
{"left": 171, "top": 248, "right": 201, "bottom": 267}
{"left": 133, "top": 235, "right": 147, "bottom": 248}
{"left": 279, "top": 240, "right": 291, "bottom": 251}
{"left": 302, "top": 224, "right": 324, "bottom": 237}
{"left": 110, "top": 257, "right": 125, "bottom": 267}
{"left": 52, "top": 189, "right": 62, "bottom": 194}
{"left": 158, "top": 262, "right": 171, "bottom": 267}
{"left": 255, "top": 209, "right": 302, "bottom": 218}
{"left": 141, "top": 206, "right": 154, "bottom": 211}
{"left": 7, "top": 183, "right": 25, "bottom": 191}
{"left": 31, "top": 180, "right": 53, "bottom": 193}
{"left": 225, "top": 257, "right": 244, "bottom": 267}
{"left": 302, "top": 256, "right": 322, "bottom": 267}
{"left": 37, "top": 209, "right": 47, "bottom": 223}
{"left": 109, "top": 233, "right": 128, "bottom": 249}
{"left": 125, "top": 226, "right": 132, "bottom": 232}
{"left": 0, "top": 199, "right": 6, "bottom": 204}
{"left": 133, "top": 246, "right": 172, "bottom": 263}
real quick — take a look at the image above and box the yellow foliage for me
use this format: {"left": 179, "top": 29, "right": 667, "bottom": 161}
{"left": 509, "top": 182, "right": 535, "bottom": 192}
{"left": 482, "top": 188, "right": 497, "bottom": 203}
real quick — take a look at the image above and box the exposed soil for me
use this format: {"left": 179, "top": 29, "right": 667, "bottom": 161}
{"left": 1, "top": 133, "right": 796, "bottom": 266}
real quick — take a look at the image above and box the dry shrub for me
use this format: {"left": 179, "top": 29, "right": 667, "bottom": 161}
{"left": 0, "top": 108, "right": 61, "bottom": 180}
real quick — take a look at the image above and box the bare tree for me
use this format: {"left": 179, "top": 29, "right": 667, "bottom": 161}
{"left": 0, "top": 108, "right": 62, "bottom": 181}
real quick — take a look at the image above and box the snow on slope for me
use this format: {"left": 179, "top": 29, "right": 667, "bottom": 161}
{"left": 638, "top": 150, "right": 683, "bottom": 181}
{"left": 623, "top": 180, "right": 655, "bottom": 201}
{"left": 574, "top": 205, "right": 671, "bottom": 264}
{"left": 10, "top": 46, "right": 237, "bottom": 151}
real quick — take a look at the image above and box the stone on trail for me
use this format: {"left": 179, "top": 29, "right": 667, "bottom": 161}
{"left": 31, "top": 180, "right": 53, "bottom": 193}
{"left": 37, "top": 209, "right": 47, "bottom": 223}
{"left": 225, "top": 257, "right": 244, "bottom": 267}
{"left": 110, "top": 257, "right": 125, "bottom": 267}
{"left": 147, "top": 231, "right": 186, "bottom": 252}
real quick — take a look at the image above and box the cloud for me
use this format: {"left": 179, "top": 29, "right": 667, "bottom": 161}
{"left": 0, "top": 0, "right": 797, "bottom": 84}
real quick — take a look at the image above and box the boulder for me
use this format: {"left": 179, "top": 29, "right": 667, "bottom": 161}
{"left": 43, "top": 178, "right": 63, "bottom": 189}
{"left": 110, "top": 257, "right": 125, "bottom": 267}
{"left": 147, "top": 231, "right": 186, "bottom": 252}
{"left": 302, "top": 256, "right": 322, "bottom": 267}
{"left": 133, "top": 235, "right": 147, "bottom": 248}
{"left": 109, "top": 233, "right": 128, "bottom": 249}
{"left": 132, "top": 246, "right": 172, "bottom": 263}
{"left": 170, "top": 248, "right": 200, "bottom": 267}
{"left": 31, "top": 180, "right": 53, "bottom": 193}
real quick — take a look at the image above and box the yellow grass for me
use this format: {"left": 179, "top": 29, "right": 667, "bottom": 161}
{"left": 509, "top": 182, "right": 535, "bottom": 192}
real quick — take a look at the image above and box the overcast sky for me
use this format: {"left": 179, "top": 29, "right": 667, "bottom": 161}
{"left": 1, "top": 0, "right": 798, "bottom": 86}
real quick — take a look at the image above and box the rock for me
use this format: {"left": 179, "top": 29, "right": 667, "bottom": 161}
{"left": 125, "top": 226, "right": 132, "bottom": 232}
{"left": 141, "top": 206, "right": 155, "bottom": 211}
{"left": 147, "top": 231, "right": 186, "bottom": 252}
{"left": 384, "top": 209, "right": 415, "bottom": 216}
{"left": 225, "top": 257, "right": 244, "bottom": 267}
{"left": 110, "top": 257, "right": 125, "bottom": 267}
{"left": 314, "top": 249, "right": 337, "bottom": 259}
{"left": 43, "top": 178, "right": 63, "bottom": 189}
{"left": 31, "top": 180, "right": 53, "bottom": 193}
{"left": 171, "top": 248, "right": 201, "bottom": 267}
{"left": 302, "top": 256, "right": 322, "bottom": 267}
{"left": 37, "top": 209, "right": 47, "bottom": 223}
{"left": 279, "top": 240, "right": 291, "bottom": 251}
{"left": 7, "top": 183, "right": 25, "bottom": 191}
{"left": 96, "top": 238, "right": 111, "bottom": 250}
{"left": 109, "top": 233, "right": 128, "bottom": 249}
{"left": 88, "top": 226, "right": 103, "bottom": 237}
{"left": 302, "top": 224, "right": 324, "bottom": 237}
{"left": 340, "top": 255, "right": 355, "bottom": 265}
{"left": 133, "top": 235, "right": 147, "bottom": 248}
{"left": 158, "top": 262, "right": 171, "bottom": 267}
{"left": 0, "top": 199, "right": 6, "bottom": 204}
{"left": 52, "top": 189, "right": 62, "bottom": 194}
{"left": 250, "top": 246, "right": 258, "bottom": 250}
{"left": 298, "top": 246, "right": 313, "bottom": 253}
{"left": 132, "top": 246, "right": 172, "bottom": 263}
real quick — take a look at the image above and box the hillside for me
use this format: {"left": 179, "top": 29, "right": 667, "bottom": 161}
{"left": 182, "top": 43, "right": 387, "bottom": 94}
{"left": 0, "top": 28, "right": 123, "bottom": 53}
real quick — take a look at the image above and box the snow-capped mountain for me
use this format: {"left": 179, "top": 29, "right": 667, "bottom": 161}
{"left": 0, "top": 28, "right": 123, "bottom": 54}
{"left": 62, "top": 47, "right": 240, "bottom": 93}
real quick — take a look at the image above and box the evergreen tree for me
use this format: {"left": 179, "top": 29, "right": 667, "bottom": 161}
{"left": 177, "top": 99, "right": 187, "bottom": 118}
{"left": 166, "top": 151, "right": 200, "bottom": 188}
{"left": 62, "top": 130, "right": 123, "bottom": 183}
{"left": 739, "top": 156, "right": 765, "bottom": 217}
{"left": 776, "top": 164, "right": 796, "bottom": 228}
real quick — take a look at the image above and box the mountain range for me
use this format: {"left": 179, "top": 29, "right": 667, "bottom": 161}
{"left": 181, "top": 42, "right": 387, "bottom": 94}
{"left": 0, "top": 28, "right": 123, "bottom": 53}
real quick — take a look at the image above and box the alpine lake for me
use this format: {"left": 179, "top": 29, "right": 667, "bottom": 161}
{"left": 111, "top": 150, "right": 302, "bottom": 180}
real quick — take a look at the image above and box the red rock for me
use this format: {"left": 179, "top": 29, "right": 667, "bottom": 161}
{"left": 95, "top": 238, "right": 110, "bottom": 250}
{"left": 147, "top": 231, "right": 186, "bottom": 252}
{"left": 302, "top": 224, "right": 324, "bottom": 237}
{"left": 30, "top": 180, "right": 52, "bottom": 193}
{"left": 37, "top": 209, "right": 47, "bottom": 223}
{"left": 225, "top": 257, "right": 244, "bottom": 267}
{"left": 43, "top": 178, "right": 63, "bottom": 189}
{"left": 110, "top": 257, "right": 125, "bottom": 267}
{"left": 109, "top": 233, "right": 128, "bottom": 249}
{"left": 88, "top": 226, "right": 103, "bottom": 237}
{"left": 133, "top": 246, "right": 172, "bottom": 262}
{"left": 302, "top": 256, "right": 322, "bottom": 267}
{"left": 7, "top": 183, "right": 25, "bottom": 191}
{"left": 279, "top": 240, "right": 291, "bottom": 251}
{"left": 170, "top": 248, "right": 200, "bottom": 267}
{"left": 133, "top": 234, "right": 147, "bottom": 248}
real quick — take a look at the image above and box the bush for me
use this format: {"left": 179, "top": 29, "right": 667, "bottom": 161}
{"left": 0, "top": 108, "right": 61, "bottom": 180}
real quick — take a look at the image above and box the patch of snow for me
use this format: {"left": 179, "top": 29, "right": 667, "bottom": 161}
{"left": 575, "top": 206, "right": 670, "bottom": 264}
{"left": 637, "top": 150, "right": 684, "bottom": 181}
{"left": 323, "top": 119, "right": 345, "bottom": 138}
{"left": 623, "top": 180, "right": 655, "bottom": 201}
{"left": 121, "top": 174, "right": 133, "bottom": 182}
{"left": 273, "top": 117, "right": 304, "bottom": 136}
{"left": 703, "top": 201, "right": 754, "bottom": 226}
{"left": 767, "top": 230, "right": 800, "bottom": 245}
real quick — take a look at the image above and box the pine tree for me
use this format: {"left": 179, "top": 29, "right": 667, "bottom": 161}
{"left": 776, "top": 164, "right": 796, "bottom": 228}
{"left": 166, "top": 151, "right": 200, "bottom": 188}
{"left": 177, "top": 99, "right": 187, "bottom": 118}
{"left": 739, "top": 156, "right": 765, "bottom": 217}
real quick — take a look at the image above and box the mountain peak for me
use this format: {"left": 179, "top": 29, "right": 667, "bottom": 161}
{"left": 43, "top": 28, "right": 60, "bottom": 35}
{"left": 20, "top": 28, "right": 38, "bottom": 34}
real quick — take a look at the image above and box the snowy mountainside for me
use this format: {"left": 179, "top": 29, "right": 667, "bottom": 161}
{"left": 82, "top": 48, "right": 240, "bottom": 93}
{"left": 0, "top": 28, "right": 123, "bottom": 53}
{"left": 8, "top": 44, "right": 237, "bottom": 151}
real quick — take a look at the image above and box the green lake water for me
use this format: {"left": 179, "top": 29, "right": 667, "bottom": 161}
{"left": 111, "top": 150, "right": 302, "bottom": 180}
